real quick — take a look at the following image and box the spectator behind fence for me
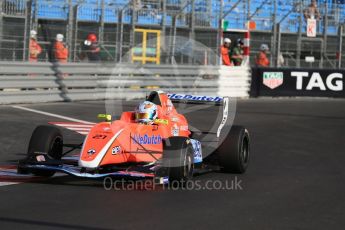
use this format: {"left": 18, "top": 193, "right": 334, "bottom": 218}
{"left": 131, "top": 0, "right": 142, "bottom": 10}
{"left": 29, "top": 30, "right": 42, "bottom": 62}
{"left": 277, "top": 53, "right": 285, "bottom": 67}
{"left": 231, "top": 38, "right": 244, "bottom": 66}
{"left": 221, "top": 38, "right": 232, "bottom": 66}
{"left": 53, "top": 34, "right": 69, "bottom": 63}
{"left": 304, "top": 0, "right": 321, "bottom": 21}
{"left": 81, "top": 33, "right": 101, "bottom": 62}
{"left": 255, "top": 44, "right": 270, "bottom": 67}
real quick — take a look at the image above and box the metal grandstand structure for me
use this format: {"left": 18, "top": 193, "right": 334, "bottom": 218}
{"left": 1, "top": 0, "right": 345, "bottom": 67}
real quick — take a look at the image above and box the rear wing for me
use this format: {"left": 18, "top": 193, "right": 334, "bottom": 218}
{"left": 168, "top": 93, "right": 229, "bottom": 138}
{"left": 167, "top": 93, "right": 223, "bottom": 105}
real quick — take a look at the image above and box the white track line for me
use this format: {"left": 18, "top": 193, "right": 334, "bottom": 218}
{"left": 58, "top": 127, "right": 92, "bottom": 131}
{"left": 12, "top": 105, "right": 95, "bottom": 124}
{"left": 0, "top": 182, "right": 19, "bottom": 186}
{"left": 77, "top": 131, "right": 89, "bottom": 135}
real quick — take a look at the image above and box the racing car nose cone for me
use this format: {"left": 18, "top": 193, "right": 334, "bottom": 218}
{"left": 87, "top": 149, "right": 96, "bottom": 155}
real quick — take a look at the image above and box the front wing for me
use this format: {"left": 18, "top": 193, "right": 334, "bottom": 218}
{"left": 19, "top": 163, "right": 169, "bottom": 184}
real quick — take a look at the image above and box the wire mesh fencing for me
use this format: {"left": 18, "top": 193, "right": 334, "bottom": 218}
{"left": 1, "top": 0, "right": 345, "bottom": 68}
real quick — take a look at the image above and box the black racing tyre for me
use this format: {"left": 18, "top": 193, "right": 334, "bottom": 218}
{"left": 162, "top": 137, "right": 194, "bottom": 184}
{"left": 27, "top": 125, "right": 63, "bottom": 177}
{"left": 217, "top": 126, "right": 250, "bottom": 174}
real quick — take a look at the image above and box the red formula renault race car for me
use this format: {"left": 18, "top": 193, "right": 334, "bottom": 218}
{"left": 18, "top": 91, "right": 250, "bottom": 184}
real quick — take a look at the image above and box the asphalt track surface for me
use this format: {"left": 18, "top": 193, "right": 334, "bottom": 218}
{"left": 0, "top": 98, "right": 345, "bottom": 230}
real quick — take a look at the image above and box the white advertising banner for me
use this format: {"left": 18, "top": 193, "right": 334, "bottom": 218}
{"left": 307, "top": 19, "right": 317, "bottom": 37}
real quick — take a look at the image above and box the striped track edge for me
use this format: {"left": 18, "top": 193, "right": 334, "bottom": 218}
{"left": 49, "top": 122, "right": 95, "bottom": 136}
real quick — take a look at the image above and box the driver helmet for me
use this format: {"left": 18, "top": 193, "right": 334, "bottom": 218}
{"left": 56, "top": 34, "right": 64, "bottom": 42}
{"left": 236, "top": 38, "right": 244, "bottom": 46}
{"left": 135, "top": 101, "right": 157, "bottom": 123}
{"left": 30, "top": 30, "right": 37, "bottom": 39}
{"left": 260, "top": 44, "right": 269, "bottom": 51}
{"left": 224, "top": 38, "right": 231, "bottom": 44}
{"left": 87, "top": 33, "right": 97, "bottom": 43}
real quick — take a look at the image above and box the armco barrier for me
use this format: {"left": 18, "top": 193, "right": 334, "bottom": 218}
{"left": 219, "top": 66, "right": 251, "bottom": 98}
{"left": 0, "top": 62, "right": 251, "bottom": 104}
{"left": 251, "top": 67, "right": 345, "bottom": 98}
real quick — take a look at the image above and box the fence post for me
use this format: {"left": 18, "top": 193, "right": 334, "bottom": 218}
{"left": 188, "top": 0, "right": 195, "bottom": 64}
{"left": 271, "top": 0, "right": 277, "bottom": 67}
{"left": 338, "top": 24, "right": 343, "bottom": 69}
{"left": 276, "top": 23, "right": 282, "bottom": 67}
{"left": 217, "top": 0, "right": 223, "bottom": 66}
{"left": 116, "top": 9, "right": 124, "bottom": 63}
{"left": 33, "top": 0, "right": 38, "bottom": 29}
{"left": 73, "top": 5, "right": 78, "bottom": 62}
{"left": 161, "top": 0, "right": 166, "bottom": 59}
{"left": 296, "top": 1, "right": 303, "bottom": 68}
{"left": 320, "top": 1, "right": 328, "bottom": 68}
{"left": 99, "top": 0, "right": 105, "bottom": 44}
{"left": 23, "top": 0, "right": 32, "bottom": 61}
{"left": 130, "top": 4, "right": 137, "bottom": 63}
{"left": 247, "top": 0, "right": 251, "bottom": 21}
{"left": 170, "top": 15, "right": 177, "bottom": 64}
{"left": 0, "top": 1, "right": 3, "bottom": 60}
{"left": 67, "top": 0, "right": 74, "bottom": 62}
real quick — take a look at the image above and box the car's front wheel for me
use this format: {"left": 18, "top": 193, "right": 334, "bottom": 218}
{"left": 25, "top": 125, "right": 63, "bottom": 177}
{"left": 161, "top": 137, "right": 194, "bottom": 185}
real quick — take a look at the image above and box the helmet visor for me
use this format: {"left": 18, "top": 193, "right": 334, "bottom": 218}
{"left": 135, "top": 112, "right": 155, "bottom": 121}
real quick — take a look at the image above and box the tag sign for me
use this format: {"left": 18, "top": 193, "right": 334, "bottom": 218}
{"left": 305, "top": 56, "right": 315, "bottom": 63}
{"left": 307, "top": 19, "right": 317, "bottom": 37}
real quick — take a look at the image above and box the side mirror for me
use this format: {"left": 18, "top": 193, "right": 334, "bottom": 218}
{"left": 97, "top": 114, "right": 112, "bottom": 122}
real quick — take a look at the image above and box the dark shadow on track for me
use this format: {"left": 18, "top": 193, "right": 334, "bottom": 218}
{"left": 238, "top": 111, "right": 345, "bottom": 120}
{"left": 0, "top": 217, "right": 111, "bottom": 230}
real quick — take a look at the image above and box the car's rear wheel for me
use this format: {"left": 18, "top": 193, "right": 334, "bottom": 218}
{"left": 161, "top": 137, "right": 194, "bottom": 185}
{"left": 216, "top": 126, "right": 250, "bottom": 173}
{"left": 25, "top": 125, "right": 63, "bottom": 177}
